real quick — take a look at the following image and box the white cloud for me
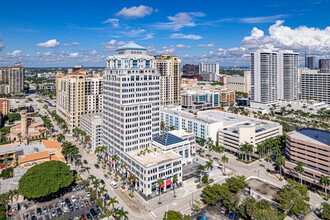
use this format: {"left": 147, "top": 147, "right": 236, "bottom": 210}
{"left": 115, "top": 5, "right": 156, "bottom": 18}
{"left": 116, "top": 28, "right": 146, "bottom": 38}
{"left": 91, "top": 50, "right": 98, "bottom": 55}
{"left": 103, "top": 18, "right": 119, "bottom": 27}
{"left": 43, "top": 51, "right": 51, "bottom": 56}
{"left": 152, "top": 12, "right": 205, "bottom": 30}
{"left": 240, "top": 14, "right": 288, "bottom": 23}
{"left": 197, "top": 43, "right": 214, "bottom": 47}
{"left": 64, "top": 42, "right": 80, "bottom": 46}
{"left": 170, "top": 33, "right": 202, "bottom": 40}
{"left": 100, "top": 40, "right": 128, "bottom": 51}
{"left": 37, "top": 39, "right": 60, "bottom": 48}
{"left": 69, "top": 53, "right": 79, "bottom": 58}
{"left": 176, "top": 44, "right": 191, "bottom": 49}
{"left": 8, "top": 50, "right": 22, "bottom": 56}
{"left": 242, "top": 20, "right": 330, "bottom": 54}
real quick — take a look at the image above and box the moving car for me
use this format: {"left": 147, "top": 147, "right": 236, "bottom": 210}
{"left": 100, "top": 179, "right": 105, "bottom": 185}
{"left": 94, "top": 164, "right": 99, "bottom": 169}
{"left": 83, "top": 160, "right": 88, "bottom": 164}
{"left": 104, "top": 174, "right": 109, "bottom": 179}
{"left": 110, "top": 181, "right": 118, "bottom": 188}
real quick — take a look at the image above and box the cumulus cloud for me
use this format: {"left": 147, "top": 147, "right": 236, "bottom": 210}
{"left": 43, "top": 51, "right": 51, "bottom": 56}
{"left": 64, "top": 42, "right": 80, "bottom": 46}
{"left": 91, "top": 50, "right": 98, "bottom": 55}
{"left": 152, "top": 12, "right": 205, "bottom": 30}
{"left": 170, "top": 33, "right": 202, "bottom": 40}
{"left": 7, "top": 50, "right": 22, "bottom": 56}
{"left": 69, "top": 53, "right": 79, "bottom": 58}
{"left": 197, "top": 43, "right": 214, "bottom": 47}
{"left": 242, "top": 20, "right": 330, "bottom": 54}
{"left": 103, "top": 18, "right": 119, "bottom": 27}
{"left": 115, "top": 5, "right": 157, "bottom": 18}
{"left": 37, "top": 39, "right": 60, "bottom": 48}
{"left": 176, "top": 44, "right": 191, "bottom": 49}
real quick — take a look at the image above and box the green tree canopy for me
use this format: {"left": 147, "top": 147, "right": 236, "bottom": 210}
{"left": 224, "top": 175, "right": 247, "bottom": 193}
{"left": 18, "top": 161, "right": 74, "bottom": 198}
{"left": 321, "top": 202, "right": 330, "bottom": 220}
{"left": 164, "top": 210, "right": 191, "bottom": 220}
{"left": 8, "top": 113, "right": 21, "bottom": 122}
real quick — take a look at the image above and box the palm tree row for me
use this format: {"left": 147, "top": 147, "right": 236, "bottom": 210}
{"left": 239, "top": 142, "right": 253, "bottom": 163}
{"left": 256, "top": 136, "right": 283, "bottom": 159}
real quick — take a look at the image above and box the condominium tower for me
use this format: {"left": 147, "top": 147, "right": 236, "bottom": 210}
{"left": 319, "top": 59, "right": 330, "bottom": 73}
{"left": 56, "top": 70, "right": 103, "bottom": 130}
{"left": 155, "top": 53, "right": 181, "bottom": 106}
{"left": 0, "top": 62, "right": 25, "bottom": 94}
{"left": 301, "top": 72, "right": 330, "bottom": 104}
{"left": 198, "top": 63, "right": 219, "bottom": 75}
{"left": 251, "top": 50, "right": 298, "bottom": 104}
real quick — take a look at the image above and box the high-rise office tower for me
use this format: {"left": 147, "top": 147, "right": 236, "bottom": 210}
{"left": 251, "top": 50, "right": 298, "bottom": 104}
{"left": 306, "top": 56, "right": 315, "bottom": 69}
{"left": 0, "top": 62, "right": 25, "bottom": 94}
{"left": 155, "top": 53, "right": 181, "bottom": 106}
{"left": 56, "top": 70, "right": 103, "bottom": 130}
{"left": 198, "top": 63, "right": 219, "bottom": 75}
{"left": 319, "top": 59, "right": 330, "bottom": 73}
{"left": 278, "top": 51, "right": 299, "bottom": 100}
{"left": 103, "top": 43, "right": 160, "bottom": 156}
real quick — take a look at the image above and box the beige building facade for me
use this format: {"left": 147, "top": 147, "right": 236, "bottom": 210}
{"left": 0, "top": 63, "right": 25, "bottom": 94}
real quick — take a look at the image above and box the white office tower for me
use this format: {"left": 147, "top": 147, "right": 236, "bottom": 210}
{"left": 251, "top": 50, "right": 298, "bottom": 104}
{"left": 103, "top": 43, "right": 160, "bottom": 156}
{"left": 199, "top": 63, "right": 219, "bottom": 75}
{"left": 251, "top": 50, "right": 278, "bottom": 104}
{"left": 278, "top": 51, "right": 299, "bottom": 100}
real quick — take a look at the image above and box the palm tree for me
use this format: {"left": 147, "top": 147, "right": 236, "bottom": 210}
{"left": 221, "top": 154, "right": 229, "bottom": 175}
{"left": 160, "top": 121, "right": 165, "bottom": 132}
{"left": 172, "top": 175, "right": 178, "bottom": 197}
{"left": 265, "top": 154, "right": 272, "bottom": 170}
{"left": 319, "top": 175, "right": 330, "bottom": 196}
{"left": 116, "top": 207, "right": 129, "bottom": 220}
{"left": 128, "top": 174, "right": 136, "bottom": 195}
{"left": 197, "top": 165, "right": 205, "bottom": 182}
{"left": 99, "top": 186, "right": 107, "bottom": 207}
{"left": 205, "top": 160, "right": 213, "bottom": 171}
{"left": 92, "top": 178, "right": 101, "bottom": 199}
{"left": 206, "top": 138, "right": 213, "bottom": 149}
{"left": 111, "top": 155, "right": 118, "bottom": 171}
{"left": 276, "top": 155, "right": 285, "bottom": 179}
{"left": 107, "top": 196, "right": 119, "bottom": 210}
{"left": 198, "top": 138, "right": 206, "bottom": 147}
{"left": 257, "top": 143, "right": 265, "bottom": 159}
{"left": 294, "top": 161, "right": 305, "bottom": 185}
{"left": 157, "top": 178, "right": 164, "bottom": 204}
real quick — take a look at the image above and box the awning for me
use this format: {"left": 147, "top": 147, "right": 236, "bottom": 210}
{"left": 166, "top": 179, "right": 171, "bottom": 186}
{"left": 161, "top": 183, "right": 164, "bottom": 188}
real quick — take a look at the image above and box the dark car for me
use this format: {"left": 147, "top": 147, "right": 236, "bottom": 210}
{"left": 104, "top": 174, "right": 109, "bottom": 179}
{"left": 196, "top": 217, "right": 206, "bottom": 220}
{"left": 31, "top": 216, "right": 37, "bottom": 220}
{"left": 104, "top": 193, "right": 110, "bottom": 200}
{"left": 229, "top": 212, "right": 234, "bottom": 219}
{"left": 90, "top": 208, "right": 98, "bottom": 218}
{"left": 96, "top": 207, "right": 103, "bottom": 216}
{"left": 100, "top": 179, "right": 105, "bottom": 185}
{"left": 57, "top": 208, "right": 62, "bottom": 215}
{"left": 94, "top": 164, "right": 99, "bottom": 169}
{"left": 86, "top": 213, "right": 92, "bottom": 220}
{"left": 83, "top": 160, "right": 88, "bottom": 164}
{"left": 234, "top": 214, "right": 240, "bottom": 220}
{"left": 225, "top": 210, "right": 229, "bottom": 216}
{"left": 68, "top": 203, "right": 74, "bottom": 211}
{"left": 37, "top": 208, "right": 42, "bottom": 216}
{"left": 90, "top": 198, "right": 95, "bottom": 204}
{"left": 65, "top": 198, "right": 70, "bottom": 204}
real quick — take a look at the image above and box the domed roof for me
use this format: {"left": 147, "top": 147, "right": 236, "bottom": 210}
{"left": 116, "top": 42, "right": 146, "bottom": 51}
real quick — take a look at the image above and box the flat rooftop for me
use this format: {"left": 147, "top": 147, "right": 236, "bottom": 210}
{"left": 0, "top": 142, "right": 23, "bottom": 155}
{"left": 126, "top": 147, "right": 180, "bottom": 167}
{"left": 161, "top": 107, "right": 219, "bottom": 124}
{"left": 168, "top": 130, "right": 195, "bottom": 139}
{"left": 81, "top": 113, "right": 102, "bottom": 121}
{"left": 290, "top": 129, "right": 330, "bottom": 146}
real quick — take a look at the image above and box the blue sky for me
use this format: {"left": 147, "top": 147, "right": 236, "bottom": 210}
{"left": 0, "top": 0, "right": 329, "bottom": 67}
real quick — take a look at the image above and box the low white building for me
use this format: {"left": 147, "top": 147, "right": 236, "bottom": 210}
{"left": 152, "top": 131, "right": 195, "bottom": 165}
{"left": 79, "top": 113, "right": 103, "bottom": 151}
{"left": 123, "top": 147, "right": 182, "bottom": 197}
{"left": 225, "top": 71, "right": 251, "bottom": 94}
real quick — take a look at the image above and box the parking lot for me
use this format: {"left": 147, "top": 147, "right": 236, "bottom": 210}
{"left": 15, "top": 185, "right": 102, "bottom": 220}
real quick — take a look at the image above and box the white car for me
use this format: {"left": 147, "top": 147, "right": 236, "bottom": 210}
{"left": 85, "top": 192, "right": 90, "bottom": 198}
{"left": 110, "top": 181, "right": 118, "bottom": 189}
{"left": 71, "top": 195, "right": 76, "bottom": 203}
{"left": 63, "top": 205, "right": 69, "bottom": 213}
{"left": 60, "top": 199, "right": 65, "bottom": 207}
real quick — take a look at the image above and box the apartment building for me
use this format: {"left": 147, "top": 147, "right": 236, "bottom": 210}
{"left": 251, "top": 50, "right": 298, "bottom": 104}
{"left": 155, "top": 53, "right": 181, "bottom": 105}
{"left": 56, "top": 70, "right": 103, "bottom": 130}
{"left": 79, "top": 114, "right": 103, "bottom": 152}
{"left": 301, "top": 72, "right": 330, "bottom": 104}
{"left": 199, "top": 63, "right": 219, "bottom": 75}
{"left": 0, "top": 98, "right": 8, "bottom": 116}
{"left": 319, "top": 59, "right": 330, "bottom": 73}
{"left": 182, "top": 64, "right": 199, "bottom": 78}
{"left": 225, "top": 71, "right": 251, "bottom": 94}
{"left": 103, "top": 43, "right": 182, "bottom": 198}
{"left": 0, "top": 62, "right": 25, "bottom": 94}
{"left": 283, "top": 129, "right": 329, "bottom": 194}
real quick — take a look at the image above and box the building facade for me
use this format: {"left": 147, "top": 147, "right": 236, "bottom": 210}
{"left": 182, "top": 64, "right": 199, "bottom": 78}
{"left": 319, "top": 59, "right": 330, "bottom": 73}
{"left": 283, "top": 129, "right": 329, "bottom": 194}
{"left": 306, "top": 56, "right": 315, "bottom": 69}
{"left": 199, "top": 63, "right": 219, "bottom": 75}
{"left": 155, "top": 53, "right": 181, "bottom": 106}
{"left": 0, "top": 98, "right": 8, "bottom": 116}
{"left": 0, "top": 63, "right": 25, "bottom": 94}
{"left": 226, "top": 71, "right": 251, "bottom": 94}
{"left": 79, "top": 114, "right": 103, "bottom": 152}
{"left": 251, "top": 50, "right": 298, "bottom": 104}
{"left": 301, "top": 72, "right": 330, "bottom": 104}
{"left": 56, "top": 70, "right": 103, "bottom": 130}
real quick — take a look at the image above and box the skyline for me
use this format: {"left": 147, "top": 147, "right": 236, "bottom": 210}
{"left": 0, "top": 0, "right": 330, "bottom": 67}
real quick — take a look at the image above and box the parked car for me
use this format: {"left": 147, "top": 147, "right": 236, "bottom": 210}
{"left": 234, "top": 214, "right": 240, "bottom": 220}
{"left": 110, "top": 181, "right": 118, "bottom": 188}
{"left": 80, "top": 200, "right": 85, "bottom": 208}
{"left": 229, "top": 212, "right": 234, "bottom": 219}
{"left": 90, "top": 198, "right": 95, "bottom": 204}
{"left": 85, "top": 192, "right": 90, "bottom": 198}
{"left": 57, "top": 208, "right": 62, "bottom": 215}
{"left": 65, "top": 198, "right": 71, "bottom": 204}
{"left": 75, "top": 185, "right": 80, "bottom": 190}
{"left": 74, "top": 202, "right": 79, "bottom": 209}
{"left": 86, "top": 213, "right": 92, "bottom": 220}
{"left": 104, "top": 193, "right": 110, "bottom": 200}
{"left": 63, "top": 206, "right": 69, "bottom": 213}
{"left": 197, "top": 217, "right": 206, "bottom": 220}
{"left": 51, "top": 209, "right": 56, "bottom": 217}
{"left": 60, "top": 199, "right": 65, "bottom": 206}
{"left": 71, "top": 185, "right": 76, "bottom": 191}
{"left": 37, "top": 208, "right": 42, "bottom": 216}
{"left": 96, "top": 207, "right": 103, "bottom": 216}
{"left": 83, "top": 160, "right": 88, "bottom": 164}
{"left": 31, "top": 216, "right": 37, "bottom": 220}
{"left": 84, "top": 200, "right": 89, "bottom": 205}
{"left": 68, "top": 203, "right": 74, "bottom": 211}
{"left": 42, "top": 206, "right": 48, "bottom": 213}
{"left": 80, "top": 183, "right": 85, "bottom": 189}
{"left": 225, "top": 210, "right": 229, "bottom": 216}
{"left": 94, "top": 164, "right": 99, "bottom": 169}
{"left": 71, "top": 195, "right": 77, "bottom": 203}
{"left": 104, "top": 174, "right": 109, "bottom": 179}
{"left": 220, "top": 207, "right": 226, "bottom": 214}
{"left": 90, "top": 208, "right": 98, "bottom": 218}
